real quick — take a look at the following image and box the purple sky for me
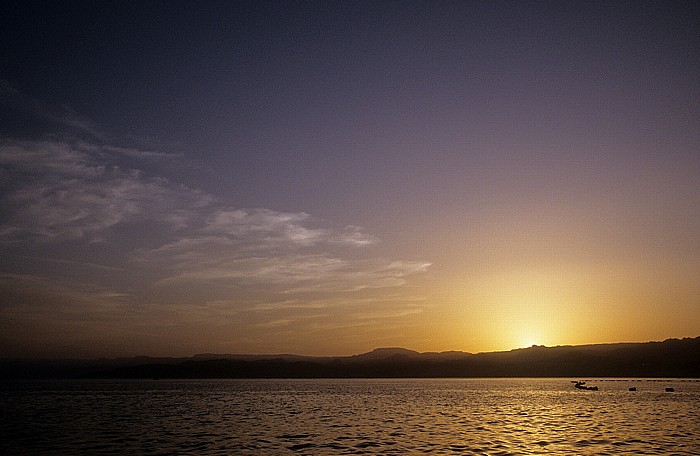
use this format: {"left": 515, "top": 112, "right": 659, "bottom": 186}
{"left": 0, "top": 1, "right": 698, "bottom": 357}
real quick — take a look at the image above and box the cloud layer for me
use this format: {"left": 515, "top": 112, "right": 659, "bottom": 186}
{"left": 0, "top": 140, "right": 209, "bottom": 241}
{"left": 0, "top": 138, "right": 430, "bottom": 354}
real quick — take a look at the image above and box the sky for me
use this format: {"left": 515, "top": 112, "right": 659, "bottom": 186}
{"left": 0, "top": 1, "right": 698, "bottom": 358}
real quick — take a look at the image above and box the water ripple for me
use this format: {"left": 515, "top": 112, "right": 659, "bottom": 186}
{"left": 1, "top": 378, "right": 699, "bottom": 454}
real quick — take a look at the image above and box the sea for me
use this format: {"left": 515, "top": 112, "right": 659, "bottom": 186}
{"left": 1, "top": 378, "right": 698, "bottom": 455}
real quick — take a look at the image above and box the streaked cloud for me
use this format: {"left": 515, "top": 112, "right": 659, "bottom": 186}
{"left": 0, "top": 137, "right": 430, "bottom": 339}
{"left": 0, "top": 80, "right": 105, "bottom": 139}
{"left": 255, "top": 319, "right": 294, "bottom": 328}
{"left": 144, "top": 252, "right": 429, "bottom": 292}
{"left": 135, "top": 208, "right": 426, "bottom": 291}
{"left": 200, "top": 209, "right": 379, "bottom": 248}
{"left": 0, "top": 272, "right": 132, "bottom": 319}
{"left": 0, "top": 139, "right": 210, "bottom": 241}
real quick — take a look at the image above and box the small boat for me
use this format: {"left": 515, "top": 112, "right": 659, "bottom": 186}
{"left": 629, "top": 387, "right": 637, "bottom": 391}
{"left": 574, "top": 381, "right": 598, "bottom": 391}
{"left": 665, "top": 387, "right": 674, "bottom": 392}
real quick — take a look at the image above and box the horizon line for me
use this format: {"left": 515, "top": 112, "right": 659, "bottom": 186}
{"left": 5, "top": 335, "right": 699, "bottom": 361}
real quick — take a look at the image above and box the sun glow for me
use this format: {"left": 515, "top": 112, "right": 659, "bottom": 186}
{"left": 464, "top": 268, "right": 585, "bottom": 351}
{"left": 519, "top": 334, "right": 541, "bottom": 349}
{"left": 511, "top": 320, "right": 553, "bottom": 349}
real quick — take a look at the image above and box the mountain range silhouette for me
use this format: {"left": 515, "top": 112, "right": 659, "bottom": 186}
{"left": 3, "top": 337, "right": 698, "bottom": 378}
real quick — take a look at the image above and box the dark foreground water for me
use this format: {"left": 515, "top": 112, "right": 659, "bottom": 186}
{"left": 1, "top": 378, "right": 698, "bottom": 455}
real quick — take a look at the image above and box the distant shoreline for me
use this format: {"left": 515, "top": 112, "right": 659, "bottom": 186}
{"left": 2, "top": 337, "right": 698, "bottom": 379}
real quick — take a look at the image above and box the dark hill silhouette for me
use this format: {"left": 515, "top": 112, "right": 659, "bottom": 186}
{"left": 346, "top": 347, "right": 422, "bottom": 362}
{"left": 2, "top": 337, "right": 698, "bottom": 378}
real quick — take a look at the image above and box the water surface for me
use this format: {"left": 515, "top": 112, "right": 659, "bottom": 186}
{"left": 2, "top": 378, "right": 698, "bottom": 454}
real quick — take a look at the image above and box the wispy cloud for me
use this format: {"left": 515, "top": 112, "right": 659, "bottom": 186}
{"left": 200, "top": 209, "right": 378, "bottom": 248}
{"left": 0, "top": 136, "right": 430, "bottom": 345}
{"left": 248, "top": 296, "right": 426, "bottom": 331}
{"left": 0, "top": 272, "right": 132, "bottom": 318}
{"left": 131, "top": 203, "right": 416, "bottom": 292}
{"left": 0, "top": 80, "right": 105, "bottom": 140}
{"left": 247, "top": 294, "right": 429, "bottom": 312}
{"left": 0, "top": 139, "right": 211, "bottom": 241}
{"left": 255, "top": 319, "right": 294, "bottom": 328}
{"left": 144, "top": 252, "right": 429, "bottom": 292}
{"left": 82, "top": 143, "right": 183, "bottom": 161}
{"left": 0, "top": 139, "right": 378, "bottom": 250}
{"left": 132, "top": 204, "right": 425, "bottom": 292}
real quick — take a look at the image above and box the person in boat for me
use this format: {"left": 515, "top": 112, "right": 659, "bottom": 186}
{"left": 574, "top": 381, "right": 598, "bottom": 391}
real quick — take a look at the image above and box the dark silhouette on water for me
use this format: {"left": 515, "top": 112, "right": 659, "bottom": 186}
{"left": 573, "top": 381, "right": 599, "bottom": 391}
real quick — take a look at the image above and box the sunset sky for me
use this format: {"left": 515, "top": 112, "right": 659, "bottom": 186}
{"left": 1, "top": 1, "right": 698, "bottom": 358}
